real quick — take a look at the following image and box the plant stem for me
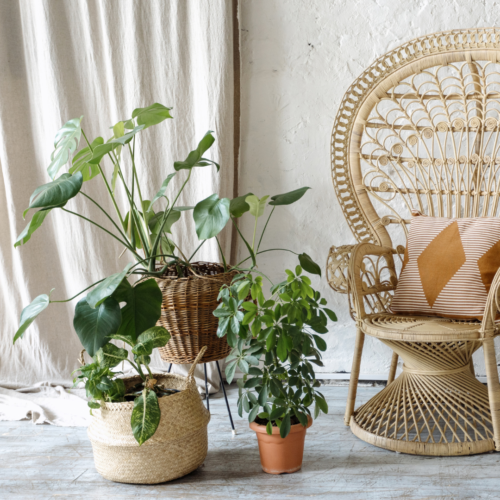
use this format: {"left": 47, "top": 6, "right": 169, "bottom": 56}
{"left": 128, "top": 144, "right": 152, "bottom": 249}
{"left": 50, "top": 278, "right": 106, "bottom": 303}
{"left": 61, "top": 208, "right": 142, "bottom": 260}
{"left": 251, "top": 215, "right": 258, "bottom": 251}
{"left": 231, "top": 217, "right": 256, "bottom": 267}
{"left": 80, "top": 192, "right": 130, "bottom": 246}
{"left": 257, "top": 206, "right": 275, "bottom": 252}
{"left": 150, "top": 169, "right": 192, "bottom": 272}
{"left": 236, "top": 248, "right": 299, "bottom": 268}
{"left": 81, "top": 129, "right": 124, "bottom": 227}
{"left": 188, "top": 240, "right": 206, "bottom": 262}
{"left": 215, "top": 236, "right": 228, "bottom": 272}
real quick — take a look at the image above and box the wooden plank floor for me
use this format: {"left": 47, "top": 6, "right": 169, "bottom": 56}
{"left": 2, "top": 384, "right": 500, "bottom": 499}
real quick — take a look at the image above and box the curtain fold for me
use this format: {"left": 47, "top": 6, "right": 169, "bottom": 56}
{"left": 0, "top": 0, "right": 235, "bottom": 391}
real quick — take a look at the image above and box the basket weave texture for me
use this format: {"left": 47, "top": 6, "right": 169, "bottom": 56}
{"left": 88, "top": 348, "right": 211, "bottom": 484}
{"left": 155, "top": 262, "right": 238, "bottom": 364}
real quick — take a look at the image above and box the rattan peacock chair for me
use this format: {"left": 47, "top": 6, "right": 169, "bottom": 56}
{"left": 327, "top": 28, "right": 500, "bottom": 456}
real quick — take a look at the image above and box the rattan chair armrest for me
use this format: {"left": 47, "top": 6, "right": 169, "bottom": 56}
{"left": 348, "top": 243, "right": 399, "bottom": 320}
{"left": 326, "top": 244, "right": 358, "bottom": 294}
{"left": 481, "top": 267, "right": 500, "bottom": 336}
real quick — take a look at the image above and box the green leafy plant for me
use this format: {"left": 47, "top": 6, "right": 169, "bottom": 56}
{"left": 214, "top": 266, "right": 336, "bottom": 438}
{"left": 214, "top": 186, "right": 336, "bottom": 438}
{"left": 13, "top": 103, "right": 233, "bottom": 444}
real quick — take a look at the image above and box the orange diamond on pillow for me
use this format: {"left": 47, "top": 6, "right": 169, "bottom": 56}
{"left": 417, "top": 221, "right": 466, "bottom": 307}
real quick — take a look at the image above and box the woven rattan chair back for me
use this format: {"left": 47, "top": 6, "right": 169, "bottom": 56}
{"left": 331, "top": 28, "right": 500, "bottom": 250}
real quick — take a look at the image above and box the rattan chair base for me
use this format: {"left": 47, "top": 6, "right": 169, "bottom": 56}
{"left": 351, "top": 417, "right": 494, "bottom": 456}
{"left": 350, "top": 340, "right": 495, "bottom": 456}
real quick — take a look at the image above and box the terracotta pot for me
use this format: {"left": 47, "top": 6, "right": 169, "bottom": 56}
{"left": 249, "top": 416, "right": 313, "bottom": 474}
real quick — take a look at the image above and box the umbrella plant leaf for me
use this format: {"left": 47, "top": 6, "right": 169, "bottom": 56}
{"left": 24, "top": 172, "right": 83, "bottom": 218}
{"left": 132, "top": 103, "right": 173, "bottom": 129}
{"left": 131, "top": 388, "right": 161, "bottom": 445}
{"left": 193, "top": 194, "right": 230, "bottom": 240}
{"left": 269, "top": 187, "right": 311, "bottom": 206}
{"left": 47, "top": 117, "right": 83, "bottom": 180}
{"left": 73, "top": 296, "right": 122, "bottom": 357}
{"left": 86, "top": 264, "right": 133, "bottom": 309}
{"left": 298, "top": 253, "right": 322, "bottom": 277}
{"left": 174, "top": 131, "right": 219, "bottom": 171}
{"left": 13, "top": 293, "right": 50, "bottom": 343}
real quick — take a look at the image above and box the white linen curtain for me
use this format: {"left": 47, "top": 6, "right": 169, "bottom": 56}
{"left": 0, "top": 0, "right": 235, "bottom": 400}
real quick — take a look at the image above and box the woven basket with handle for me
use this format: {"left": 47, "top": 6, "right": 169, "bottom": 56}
{"left": 88, "top": 347, "right": 210, "bottom": 484}
{"left": 155, "top": 261, "right": 239, "bottom": 364}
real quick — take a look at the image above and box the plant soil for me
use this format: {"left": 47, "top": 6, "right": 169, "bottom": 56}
{"left": 157, "top": 261, "right": 229, "bottom": 279}
{"left": 255, "top": 415, "right": 300, "bottom": 427}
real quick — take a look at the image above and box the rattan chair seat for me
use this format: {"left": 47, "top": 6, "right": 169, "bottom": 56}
{"left": 363, "top": 314, "right": 485, "bottom": 342}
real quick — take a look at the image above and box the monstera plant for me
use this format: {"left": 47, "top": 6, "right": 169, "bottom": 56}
{"left": 13, "top": 103, "right": 231, "bottom": 444}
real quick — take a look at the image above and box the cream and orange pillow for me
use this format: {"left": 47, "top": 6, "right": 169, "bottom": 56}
{"left": 390, "top": 214, "right": 500, "bottom": 320}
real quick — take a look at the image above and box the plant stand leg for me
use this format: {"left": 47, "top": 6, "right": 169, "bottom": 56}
{"left": 344, "top": 327, "right": 365, "bottom": 426}
{"left": 203, "top": 363, "right": 210, "bottom": 412}
{"left": 167, "top": 363, "right": 172, "bottom": 373}
{"left": 483, "top": 338, "right": 500, "bottom": 451}
{"left": 387, "top": 352, "right": 398, "bottom": 385}
{"left": 216, "top": 360, "right": 236, "bottom": 435}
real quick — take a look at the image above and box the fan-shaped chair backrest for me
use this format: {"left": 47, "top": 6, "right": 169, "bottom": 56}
{"left": 331, "top": 28, "right": 500, "bottom": 249}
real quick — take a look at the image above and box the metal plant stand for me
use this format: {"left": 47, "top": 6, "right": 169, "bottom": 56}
{"left": 167, "top": 361, "right": 235, "bottom": 434}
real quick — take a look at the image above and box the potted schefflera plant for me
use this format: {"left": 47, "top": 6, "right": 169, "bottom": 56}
{"left": 12, "top": 103, "right": 232, "bottom": 484}
{"left": 214, "top": 190, "right": 337, "bottom": 474}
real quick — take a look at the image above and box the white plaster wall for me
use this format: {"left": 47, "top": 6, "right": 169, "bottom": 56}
{"left": 238, "top": 0, "right": 500, "bottom": 379}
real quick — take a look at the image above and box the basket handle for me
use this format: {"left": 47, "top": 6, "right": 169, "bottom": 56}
{"left": 188, "top": 346, "right": 208, "bottom": 379}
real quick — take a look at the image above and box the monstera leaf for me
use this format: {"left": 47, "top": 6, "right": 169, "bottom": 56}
{"left": 246, "top": 195, "right": 269, "bottom": 218}
{"left": 193, "top": 194, "right": 230, "bottom": 240}
{"left": 269, "top": 187, "right": 311, "bottom": 206}
{"left": 113, "top": 279, "right": 162, "bottom": 344}
{"left": 86, "top": 264, "right": 133, "bottom": 309}
{"left": 174, "top": 131, "right": 219, "bottom": 171}
{"left": 229, "top": 192, "right": 253, "bottom": 218}
{"left": 24, "top": 172, "right": 83, "bottom": 218}
{"left": 88, "top": 125, "right": 145, "bottom": 164}
{"left": 14, "top": 208, "right": 52, "bottom": 247}
{"left": 70, "top": 137, "right": 103, "bottom": 181}
{"left": 131, "top": 388, "right": 161, "bottom": 445}
{"left": 13, "top": 293, "right": 51, "bottom": 343}
{"left": 132, "top": 103, "right": 173, "bottom": 129}
{"left": 73, "top": 296, "right": 122, "bottom": 357}
{"left": 47, "top": 117, "right": 83, "bottom": 180}
{"left": 151, "top": 173, "right": 176, "bottom": 207}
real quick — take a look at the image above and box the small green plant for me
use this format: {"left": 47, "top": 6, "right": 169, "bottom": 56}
{"left": 214, "top": 189, "right": 337, "bottom": 438}
{"left": 215, "top": 266, "right": 337, "bottom": 438}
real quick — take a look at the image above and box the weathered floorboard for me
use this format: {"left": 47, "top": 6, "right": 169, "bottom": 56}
{"left": 1, "top": 385, "right": 500, "bottom": 499}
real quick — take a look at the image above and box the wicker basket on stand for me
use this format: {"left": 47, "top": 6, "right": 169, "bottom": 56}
{"left": 155, "top": 262, "right": 239, "bottom": 364}
{"left": 88, "top": 347, "right": 210, "bottom": 484}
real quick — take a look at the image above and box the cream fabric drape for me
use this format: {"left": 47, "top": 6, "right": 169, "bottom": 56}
{"left": 0, "top": 0, "right": 235, "bottom": 395}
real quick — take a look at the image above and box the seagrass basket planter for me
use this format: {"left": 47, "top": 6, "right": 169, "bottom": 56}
{"left": 154, "top": 261, "right": 239, "bottom": 364}
{"left": 87, "top": 349, "right": 210, "bottom": 484}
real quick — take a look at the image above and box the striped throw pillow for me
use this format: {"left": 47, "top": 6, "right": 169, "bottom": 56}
{"left": 390, "top": 215, "right": 500, "bottom": 320}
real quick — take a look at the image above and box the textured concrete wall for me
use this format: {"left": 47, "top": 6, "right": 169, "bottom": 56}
{"left": 237, "top": 0, "right": 500, "bottom": 378}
